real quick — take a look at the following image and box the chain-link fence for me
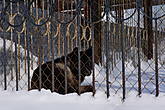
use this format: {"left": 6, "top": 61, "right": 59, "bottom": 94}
{"left": 0, "top": 0, "right": 165, "bottom": 100}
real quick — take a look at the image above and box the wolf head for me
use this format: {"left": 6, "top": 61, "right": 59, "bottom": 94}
{"left": 67, "top": 47, "right": 93, "bottom": 77}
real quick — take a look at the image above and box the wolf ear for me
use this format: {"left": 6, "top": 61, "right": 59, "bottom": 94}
{"left": 73, "top": 47, "right": 78, "bottom": 53}
{"left": 89, "top": 45, "right": 92, "bottom": 49}
{"left": 67, "top": 47, "right": 78, "bottom": 60}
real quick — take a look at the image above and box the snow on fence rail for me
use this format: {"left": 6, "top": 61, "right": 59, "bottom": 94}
{"left": 0, "top": 0, "right": 165, "bottom": 99}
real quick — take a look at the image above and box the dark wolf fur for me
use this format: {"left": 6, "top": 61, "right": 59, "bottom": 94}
{"left": 30, "top": 47, "right": 94, "bottom": 94}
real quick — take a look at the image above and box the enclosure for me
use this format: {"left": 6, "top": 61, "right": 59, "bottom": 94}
{"left": 0, "top": 0, "right": 165, "bottom": 99}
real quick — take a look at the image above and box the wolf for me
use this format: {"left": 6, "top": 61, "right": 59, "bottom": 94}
{"left": 30, "top": 47, "right": 94, "bottom": 94}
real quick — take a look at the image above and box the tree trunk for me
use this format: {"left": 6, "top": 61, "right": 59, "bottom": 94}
{"left": 143, "top": 0, "right": 153, "bottom": 59}
{"left": 91, "top": 0, "right": 102, "bottom": 64}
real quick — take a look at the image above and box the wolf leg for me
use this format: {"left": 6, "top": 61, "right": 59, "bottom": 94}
{"left": 79, "top": 85, "right": 94, "bottom": 94}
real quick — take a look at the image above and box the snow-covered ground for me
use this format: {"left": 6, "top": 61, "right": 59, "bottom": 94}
{"left": 0, "top": 90, "right": 165, "bottom": 110}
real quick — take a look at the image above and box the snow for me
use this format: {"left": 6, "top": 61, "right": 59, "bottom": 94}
{"left": 0, "top": 90, "right": 165, "bottom": 110}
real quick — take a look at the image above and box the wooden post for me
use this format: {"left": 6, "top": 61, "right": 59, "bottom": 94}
{"left": 91, "top": 0, "right": 102, "bottom": 64}
{"left": 84, "top": 0, "right": 90, "bottom": 21}
{"left": 144, "top": 0, "right": 153, "bottom": 59}
{"left": 115, "top": 9, "right": 124, "bottom": 23}
{"left": 115, "top": 0, "right": 124, "bottom": 23}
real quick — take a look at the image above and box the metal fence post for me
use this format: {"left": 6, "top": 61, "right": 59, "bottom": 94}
{"left": 51, "top": 33, "right": 55, "bottom": 92}
{"left": 15, "top": 34, "right": 19, "bottom": 91}
{"left": 121, "top": 22, "right": 126, "bottom": 101}
{"left": 2, "top": 0, "right": 7, "bottom": 91}
{"left": 154, "top": 19, "right": 159, "bottom": 97}
{"left": 62, "top": 24, "right": 68, "bottom": 94}
{"left": 38, "top": 35, "right": 42, "bottom": 91}
{"left": 77, "top": 0, "right": 81, "bottom": 95}
{"left": 137, "top": 0, "right": 142, "bottom": 96}
{"left": 26, "top": 24, "right": 31, "bottom": 90}
{"left": 105, "top": 0, "right": 110, "bottom": 98}
{"left": 3, "top": 32, "right": 7, "bottom": 90}
{"left": 91, "top": 25, "right": 96, "bottom": 96}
